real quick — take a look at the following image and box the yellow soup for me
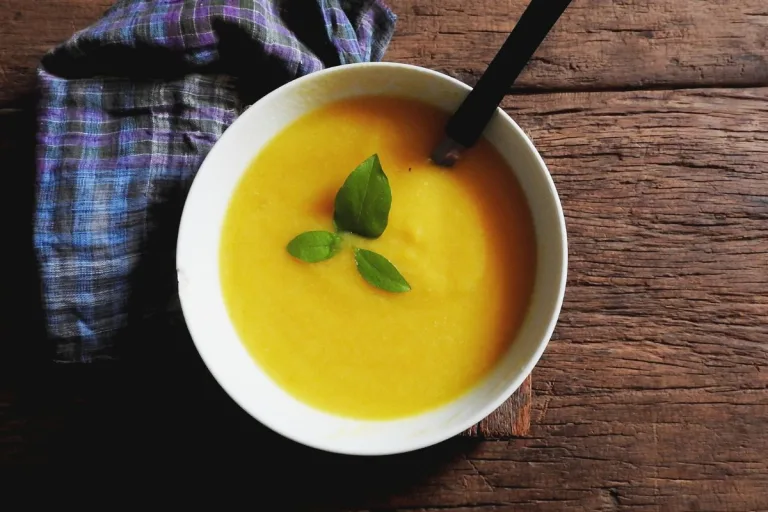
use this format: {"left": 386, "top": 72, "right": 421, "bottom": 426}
{"left": 220, "top": 96, "right": 536, "bottom": 420}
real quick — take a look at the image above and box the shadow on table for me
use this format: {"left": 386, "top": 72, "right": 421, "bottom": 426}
{"left": 5, "top": 316, "right": 476, "bottom": 507}
{"left": 1, "top": 93, "right": 53, "bottom": 372}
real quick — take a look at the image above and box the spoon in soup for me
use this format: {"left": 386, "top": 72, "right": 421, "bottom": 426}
{"left": 431, "top": 0, "right": 573, "bottom": 167}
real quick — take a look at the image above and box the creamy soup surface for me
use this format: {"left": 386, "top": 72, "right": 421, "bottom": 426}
{"left": 220, "top": 96, "right": 536, "bottom": 419}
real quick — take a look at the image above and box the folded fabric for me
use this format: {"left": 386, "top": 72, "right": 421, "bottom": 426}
{"left": 35, "top": 0, "right": 396, "bottom": 362}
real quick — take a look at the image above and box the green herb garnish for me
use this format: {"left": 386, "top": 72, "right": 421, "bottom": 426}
{"left": 286, "top": 154, "right": 410, "bottom": 293}
{"left": 287, "top": 231, "right": 342, "bottom": 263}
{"left": 333, "top": 154, "right": 391, "bottom": 238}
{"left": 354, "top": 248, "right": 411, "bottom": 293}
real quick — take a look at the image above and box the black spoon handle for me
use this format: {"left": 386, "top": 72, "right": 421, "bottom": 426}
{"left": 445, "top": 0, "right": 572, "bottom": 148}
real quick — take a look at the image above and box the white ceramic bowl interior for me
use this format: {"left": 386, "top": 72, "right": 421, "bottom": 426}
{"left": 177, "top": 62, "right": 567, "bottom": 456}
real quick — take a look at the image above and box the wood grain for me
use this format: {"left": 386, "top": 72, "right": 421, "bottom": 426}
{"left": 0, "top": 0, "right": 113, "bottom": 105}
{"left": 464, "top": 376, "right": 533, "bottom": 439}
{"left": 385, "top": 0, "right": 768, "bottom": 90}
{"left": 2, "top": 1, "right": 768, "bottom": 105}
{"left": 464, "top": 376, "right": 531, "bottom": 438}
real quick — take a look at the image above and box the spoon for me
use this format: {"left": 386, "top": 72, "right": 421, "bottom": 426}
{"left": 431, "top": 0, "right": 573, "bottom": 167}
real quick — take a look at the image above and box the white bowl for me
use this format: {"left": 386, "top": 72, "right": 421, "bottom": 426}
{"left": 177, "top": 62, "right": 567, "bottom": 456}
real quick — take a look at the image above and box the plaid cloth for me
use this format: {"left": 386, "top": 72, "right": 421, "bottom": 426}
{"left": 35, "top": 0, "right": 396, "bottom": 363}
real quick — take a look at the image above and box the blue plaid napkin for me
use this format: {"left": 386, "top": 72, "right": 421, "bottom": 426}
{"left": 35, "top": 0, "right": 396, "bottom": 363}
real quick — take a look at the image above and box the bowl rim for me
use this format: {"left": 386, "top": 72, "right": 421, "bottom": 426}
{"left": 177, "top": 61, "right": 568, "bottom": 455}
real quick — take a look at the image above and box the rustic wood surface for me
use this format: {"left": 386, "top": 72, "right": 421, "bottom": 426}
{"left": 386, "top": 0, "right": 768, "bottom": 90}
{"left": 463, "top": 375, "right": 532, "bottom": 438}
{"left": 3, "top": 0, "right": 768, "bottom": 103}
{"left": 2, "top": 0, "right": 768, "bottom": 510}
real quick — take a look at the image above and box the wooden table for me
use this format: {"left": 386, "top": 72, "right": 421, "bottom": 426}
{"left": 2, "top": 1, "right": 767, "bottom": 509}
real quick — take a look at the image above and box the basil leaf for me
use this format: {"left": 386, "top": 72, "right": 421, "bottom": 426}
{"left": 287, "top": 231, "right": 342, "bottom": 263}
{"left": 333, "top": 154, "right": 391, "bottom": 238}
{"left": 354, "top": 248, "right": 411, "bottom": 293}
